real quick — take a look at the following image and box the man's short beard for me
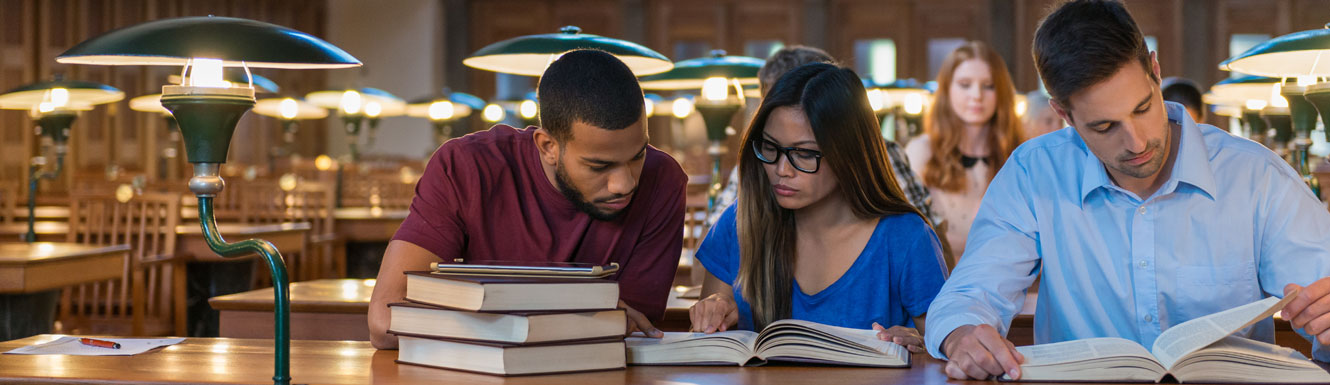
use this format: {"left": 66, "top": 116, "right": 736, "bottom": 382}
{"left": 554, "top": 160, "right": 628, "bottom": 221}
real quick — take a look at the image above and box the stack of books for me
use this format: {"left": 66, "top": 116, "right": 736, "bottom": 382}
{"left": 389, "top": 272, "right": 627, "bottom": 376}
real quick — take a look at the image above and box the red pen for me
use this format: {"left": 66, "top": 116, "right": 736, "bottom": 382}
{"left": 79, "top": 338, "right": 121, "bottom": 349}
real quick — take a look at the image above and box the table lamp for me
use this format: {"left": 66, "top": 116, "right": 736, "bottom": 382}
{"left": 133, "top": 73, "right": 280, "bottom": 179}
{"left": 306, "top": 87, "right": 404, "bottom": 161}
{"left": 1207, "top": 75, "right": 1280, "bottom": 141}
{"left": 1221, "top": 25, "right": 1330, "bottom": 195}
{"left": 253, "top": 97, "right": 328, "bottom": 156}
{"left": 464, "top": 25, "right": 672, "bottom": 77}
{"left": 56, "top": 16, "right": 360, "bottom": 385}
{"left": 404, "top": 89, "right": 484, "bottom": 146}
{"left": 639, "top": 50, "right": 761, "bottom": 210}
{"left": 0, "top": 77, "right": 123, "bottom": 242}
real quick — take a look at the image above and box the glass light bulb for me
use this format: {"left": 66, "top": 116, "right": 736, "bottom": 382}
{"left": 1015, "top": 99, "right": 1028, "bottom": 117}
{"left": 1298, "top": 76, "right": 1318, "bottom": 87}
{"left": 341, "top": 90, "right": 362, "bottom": 114}
{"left": 365, "top": 101, "right": 382, "bottom": 118}
{"left": 903, "top": 93, "right": 925, "bottom": 115}
{"left": 279, "top": 98, "right": 299, "bottom": 120}
{"left": 428, "top": 101, "right": 455, "bottom": 121}
{"left": 644, "top": 97, "right": 655, "bottom": 117}
{"left": 482, "top": 104, "right": 505, "bottom": 122}
{"left": 672, "top": 97, "right": 693, "bottom": 119}
{"left": 519, "top": 100, "right": 538, "bottom": 119}
{"left": 866, "top": 89, "right": 885, "bottom": 112}
{"left": 315, "top": 154, "right": 334, "bottom": 171}
{"left": 48, "top": 88, "right": 69, "bottom": 108}
{"left": 1246, "top": 99, "right": 1268, "bottom": 110}
{"left": 278, "top": 173, "right": 298, "bottom": 192}
{"left": 702, "top": 77, "right": 729, "bottom": 101}
{"left": 189, "top": 58, "right": 229, "bottom": 88}
{"left": 1270, "top": 84, "right": 1289, "bottom": 108}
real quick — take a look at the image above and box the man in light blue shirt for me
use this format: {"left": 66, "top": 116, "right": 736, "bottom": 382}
{"left": 925, "top": 0, "right": 1330, "bottom": 380}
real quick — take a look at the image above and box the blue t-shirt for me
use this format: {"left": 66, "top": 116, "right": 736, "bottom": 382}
{"left": 696, "top": 205, "right": 948, "bottom": 331}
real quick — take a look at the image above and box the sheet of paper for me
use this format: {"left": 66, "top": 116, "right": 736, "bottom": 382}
{"left": 3, "top": 336, "right": 185, "bottom": 356}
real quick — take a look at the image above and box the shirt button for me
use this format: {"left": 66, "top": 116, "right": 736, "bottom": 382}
{"left": 1144, "top": 314, "right": 1154, "bottom": 322}
{"left": 1138, "top": 260, "right": 1149, "bottom": 268}
{"left": 1138, "top": 206, "right": 1147, "bottom": 215}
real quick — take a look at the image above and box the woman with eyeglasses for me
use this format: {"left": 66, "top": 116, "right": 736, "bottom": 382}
{"left": 688, "top": 63, "right": 948, "bottom": 353}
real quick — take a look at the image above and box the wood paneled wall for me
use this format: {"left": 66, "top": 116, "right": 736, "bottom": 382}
{"left": 0, "top": 0, "right": 330, "bottom": 202}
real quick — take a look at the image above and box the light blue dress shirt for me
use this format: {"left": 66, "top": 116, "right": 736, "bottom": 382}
{"left": 924, "top": 102, "right": 1330, "bottom": 361}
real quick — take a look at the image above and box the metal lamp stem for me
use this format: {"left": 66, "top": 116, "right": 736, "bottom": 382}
{"left": 24, "top": 114, "right": 72, "bottom": 243}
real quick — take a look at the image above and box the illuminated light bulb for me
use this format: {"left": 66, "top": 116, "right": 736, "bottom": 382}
{"left": 340, "top": 90, "right": 362, "bottom": 114}
{"left": 644, "top": 97, "right": 655, "bottom": 117}
{"left": 314, "top": 154, "right": 334, "bottom": 171}
{"left": 279, "top": 98, "right": 299, "bottom": 120}
{"left": 701, "top": 77, "right": 729, "bottom": 101}
{"left": 1298, "top": 76, "right": 1318, "bottom": 87}
{"left": 519, "top": 99, "right": 538, "bottom": 119}
{"left": 1015, "top": 99, "right": 1028, "bottom": 117}
{"left": 867, "top": 89, "right": 885, "bottom": 112}
{"left": 903, "top": 93, "right": 925, "bottom": 115}
{"left": 482, "top": 103, "right": 504, "bottom": 122}
{"left": 428, "top": 101, "right": 454, "bottom": 121}
{"left": 37, "top": 102, "right": 54, "bottom": 114}
{"left": 672, "top": 97, "right": 693, "bottom": 119}
{"left": 278, "top": 173, "right": 298, "bottom": 192}
{"left": 364, "top": 101, "right": 382, "bottom": 118}
{"left": 1270, "top": 84, "right": 1289, "bottom": 108}
{"left": 115, "top": 184, "right": 135, "bottom": 203}
{"left": 188, "top": 58, "right": 229, "bottom": 88}
{"left": 1246, "top": 99, "right": 1268, "bottom": 110}
{"left": 49, "top": 88, "right": 69, "bottom": 108}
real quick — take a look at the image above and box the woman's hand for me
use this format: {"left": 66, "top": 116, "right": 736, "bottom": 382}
{"left": 874, "top": 322, "right": 925, "bottom": 353}
{"left": 689, "top": 293, "right": 739, "bottom": 333}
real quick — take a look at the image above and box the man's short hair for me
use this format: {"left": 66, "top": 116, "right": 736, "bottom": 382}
{"left": 758, "top": 46, "right": 835, "bottom": 94}
{"left": 537, "top": 49, "right": 644, "bottom": 142}
{"left": 1033, "top": 0, "right": 1155, "bottom": 109}
{"left": 1161, "top": 77, "right": 1205, "bottom": 115}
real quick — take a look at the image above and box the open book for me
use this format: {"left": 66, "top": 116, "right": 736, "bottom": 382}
{"left": 1005, "top": 294, "right": 1330, "bottom": 383}
{"left": 625, "top": 319, "right": 908, "bottom": 367}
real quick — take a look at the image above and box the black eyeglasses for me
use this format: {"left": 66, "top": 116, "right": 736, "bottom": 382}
{"left": 751, "top": 138, "right": 822, "bottom": 173}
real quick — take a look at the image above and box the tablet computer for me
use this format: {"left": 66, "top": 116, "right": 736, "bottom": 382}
{"left": 428, "top": 261, "right": 620, "bottom": 278}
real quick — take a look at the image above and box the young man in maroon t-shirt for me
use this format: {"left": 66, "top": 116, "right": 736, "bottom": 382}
{"left": 368, "top": 50, "right": 687, "bottom": 349}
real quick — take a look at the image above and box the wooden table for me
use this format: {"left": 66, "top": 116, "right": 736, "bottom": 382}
{"left": 0, "top": 334, "right": 1081, "bottom": 384}
{"left": 0, "top": 243, "right": 130, "bottom": 340}
{"left": 0, "top": 221, "right": 309, "bottom": 262}
{"left": 334, "top": 207, "right": 406, "bottom": 243}
{"left": 209, "top": 279, "right": 373, "bottom": 341}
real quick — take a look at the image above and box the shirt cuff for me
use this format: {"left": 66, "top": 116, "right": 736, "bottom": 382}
{"left": 924, "top": 312, "right": 992, "bottom": 360}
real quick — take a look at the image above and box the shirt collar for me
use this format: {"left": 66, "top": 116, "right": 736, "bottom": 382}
{"left": 1078, "top": 102, "right": 1217, "bottom": 205}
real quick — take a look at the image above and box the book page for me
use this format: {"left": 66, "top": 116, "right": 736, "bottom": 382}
{"left": 1016, "top": 338, "right": 1156, "bottom": 366}
{"left": 1151, "top": 294, "right": 1295, "bottom": 370}
{"left": 626, "top": 331, "right": 759, "bottom": 365}
{"left": 760, "top": 319, "right": 902, "bottom": 356}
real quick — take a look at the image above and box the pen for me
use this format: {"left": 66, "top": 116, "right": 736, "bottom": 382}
{"left": 79, "top": 338, "right": 121, "bottom": 349}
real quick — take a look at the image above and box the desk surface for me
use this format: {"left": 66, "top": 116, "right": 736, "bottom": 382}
{"left": 0, "top": 334, "right": 1107, "bottom": 385}
{"left": 0, "top": 242, "right": 130, "bottom": 293}
{"left": 334, "top": 207, "right": 408, "bottom": 220}
{"left": 210, "top": 279, "right": 374, "bottom": 313}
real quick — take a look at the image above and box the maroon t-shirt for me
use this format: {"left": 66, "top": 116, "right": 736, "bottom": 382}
{"left": 392, "top": 125, "right": 687, "bottom": 320}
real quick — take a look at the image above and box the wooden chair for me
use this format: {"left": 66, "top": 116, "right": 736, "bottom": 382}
{"left": 0, "top": 183, "right": 14, "bottom": 225}
{"left": 286, "top": 182, "right": 338, "bottom": 280}
{"left": 59, "top": 191, "right": 182, "bottom": 336}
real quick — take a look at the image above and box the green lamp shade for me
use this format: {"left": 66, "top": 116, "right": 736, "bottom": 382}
{"left": 405, "top": 92, "right": 484, "bottom": 119}
{"left": 638, "top": 51, "right": 763, "bottom": 90}
{"left": 1220, "top": 26, "right": 1330, "bottom": 77}
{"left": 1207, "top": 75, "right": 1281, "bottom": 106}
{"left": 129, "top": 94, "right": 167, "bottom": 114}
{"left": 464, "top": 26, "right": 672, "bottom": 77}
{"left": 305, "top": 87, "right": 406, "bottom": 115}
{"left": 167, "top": 72, "right": 281, "bottom": 94}
{"left": 0, "top": 79, "right": 124, "bottom": 110}
{"left": 253, "top": 98, "right": 329, "bottom": 120}
{"left": 56, "top": 16, "right": 359, "bottom": 68}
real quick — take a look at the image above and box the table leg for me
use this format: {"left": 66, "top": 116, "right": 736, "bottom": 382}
{"left": 0, "top": 290, "right": 59, "bottom": 341}
{"left": 186, "top": 260, "right": 255, "bottom": 337}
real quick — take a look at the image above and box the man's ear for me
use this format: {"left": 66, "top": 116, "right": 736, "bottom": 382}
{"left": 532, "top": 128, "right": 561, "bottom": 167}
{"left": 1150, "top": 51, "right": 1161, "bottom": 82}
{"left": 1049, "top": 99, "right": 1074, "bottom": 127}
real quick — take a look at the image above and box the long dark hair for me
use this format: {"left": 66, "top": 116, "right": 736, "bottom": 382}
{"left": 923, "top": 41, "right": 1023, "bottom": 192}
{"left": 736, "top": 63, "right": 923, "bottom": 329}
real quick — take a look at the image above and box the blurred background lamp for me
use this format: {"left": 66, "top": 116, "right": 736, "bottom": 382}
{"left": 463, "top": 26, "right": 672, "bottom": 76}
